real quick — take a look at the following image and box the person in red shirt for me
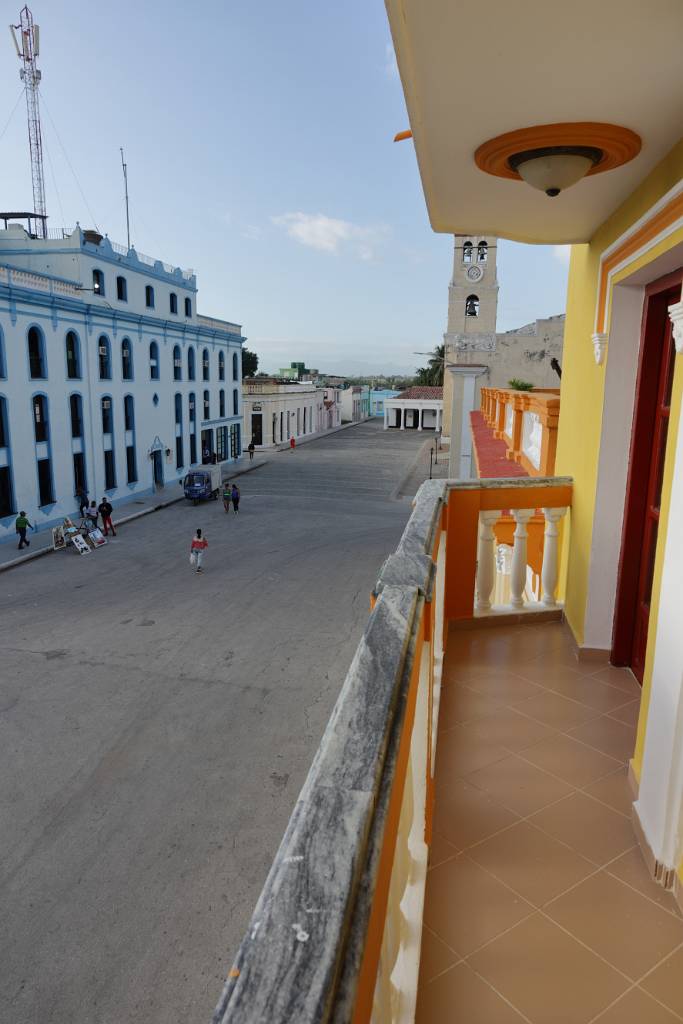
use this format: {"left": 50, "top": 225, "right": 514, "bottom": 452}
{"left": 289, "top": 436, "right": 296, "bottom": 451}
{"left": 190, "top": 528, "right": 208, "bottom": 573}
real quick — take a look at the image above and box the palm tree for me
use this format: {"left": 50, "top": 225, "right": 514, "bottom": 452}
{"left": 415, "top": 344, "right": 445, "bottom": 386}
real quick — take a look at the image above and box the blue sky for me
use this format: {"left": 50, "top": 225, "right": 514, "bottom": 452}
{"left": 1, "top": 1, "right": 569, "bottom": 374}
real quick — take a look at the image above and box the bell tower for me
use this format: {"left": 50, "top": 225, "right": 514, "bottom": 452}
{"left": 446, "top": 235, "right": 499, "bottom": 336}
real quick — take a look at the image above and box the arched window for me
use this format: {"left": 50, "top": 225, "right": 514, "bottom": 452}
{"left": 0, "top": 396, "right": 14, "bottom": 517}
{"left": 149, "top": 341, "right": 160, "bottom": 380}
{"left": 145, "top": 285, "right": 155, "bottom": 308}
{"left": 124, "top": 396, "right": 137, "bottom": 483}
{"left": 69, "top": 394, "right": 84, "bottom": 438}
{"left": 218, "top": 351, "right": 225, "bottom": 381}
{"left": 219, "top": 389, "right": 225, "bottom": 417}
{"left": 98, "top": 335, "right": 111, "bottom": 380}
{"left": 121, "top": 338, "right": 133, "bottom": 380}
{"left": 202, "top": 348, "right": 210, "bottom": 381}
{"left": 233, "top": 388, "right": 239, "bottom": 416}
{"left": 203, "top": 389, "right": 210, "bottom": 419}
{"left": 187, "top": 347, "right": 196, "bottom": 380}
{"left": 32, "top": 394, "right": 54, "bottom": 505}
{"left": 65, "top": 331, "right": 81, "bottom": 379}
{"left": 92, "top": 268, "right": 104, "bottom": 296}
{"left": 232, "top": 352, "right": 239, "bottom": 381}
{"left": 465, "top": 294, "right": 480, "bottom": 317}
{"left": 0, "top": 327, "right": 5, "bottom": 379}
{"left": 173, "top": 344, "right": 182, "bottom": 381}
{"left": 101, "top": 395, "right": 113, "bottom": 434}
{"left": 477, "top": 240, "right": 488, "bottom": 262}
{"left": 116, "top": 275, "right": 128, "bottom": 301}
{"left": 184, "top": 297, "right": 192, "bottom": 317}
{"left": 463, "top": 241, "right": 473, "bottom": 263}
{"left": 28, "top": 326, "right": 47, "bottom": 379}
{"left": 169, "top": 292, "right": 178, "bottom": 315}
{"left": 175, "top": 393, "right": 184, "bottom": 469}
{"left": 33, "top": 394, "right": 49, "bottom": 442}
{"left": 188, "top": 393, "right": 197, "bottom": 464}
{"left": 175, "top": 393, "right": 183, "bottom": 424}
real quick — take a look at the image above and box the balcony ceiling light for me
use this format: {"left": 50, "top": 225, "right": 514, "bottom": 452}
{"left": 475, "top": 122, "right": 641, "bottom": 197}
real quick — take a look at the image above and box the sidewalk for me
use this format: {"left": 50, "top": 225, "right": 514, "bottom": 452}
{"left": 394, "top": 435, "right": 451, "bottom": 499}
{"left": 0, "top": 455, "right": 269, "bottom": 574}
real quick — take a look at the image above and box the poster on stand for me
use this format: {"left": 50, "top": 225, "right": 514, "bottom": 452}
{"left": 89, "top": 529, "right": 107, "bottom": 547}
{"left": 52, "top": 526, "right": 66, "bottom": 551}
{"left": 71, "top": 534, "right": 91, "bottom": 555}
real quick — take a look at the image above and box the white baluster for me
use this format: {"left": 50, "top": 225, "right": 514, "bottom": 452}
{"left": 475, "top": 510, "right": 501, "bottom": 611}
{"left": 541, "top": 507, "right": 567, "bottom": 606}
{"left": 510, "top": 509, "right": 534, "bottom": 608}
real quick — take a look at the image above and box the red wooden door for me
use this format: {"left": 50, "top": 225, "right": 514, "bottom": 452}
{"left": 612, "top": 273, "right": 681, "bottom": 681}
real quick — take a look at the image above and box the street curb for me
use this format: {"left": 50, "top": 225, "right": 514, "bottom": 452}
{"left": 0, "top": 458, "right": 269, "bottom": 575}
{"left": 271, "top": 418, "right": 371, "bottom": 453}
{"left": 390, "top": 438, "right": 434, "bottom": 501}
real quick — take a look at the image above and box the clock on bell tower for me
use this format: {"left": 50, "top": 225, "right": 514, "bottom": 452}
{"left": 446, "top": 235, "right": 499, "bottom": 335}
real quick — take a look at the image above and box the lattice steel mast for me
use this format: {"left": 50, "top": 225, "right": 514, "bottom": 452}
{"left": 10, "top": 6, "right": 47, "bottom": 238}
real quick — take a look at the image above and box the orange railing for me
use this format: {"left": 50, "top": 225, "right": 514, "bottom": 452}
{"left": 480, "top": 386, "right": 560, "bottom": 476}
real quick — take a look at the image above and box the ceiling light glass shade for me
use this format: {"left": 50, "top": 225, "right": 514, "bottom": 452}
{"left": 515, "top": 153, "right": 595, "bottom": 196}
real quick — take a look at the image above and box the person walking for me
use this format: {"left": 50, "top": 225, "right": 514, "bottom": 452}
{"left": 76, "top": 486, "right": 89, "bottom": 518}
{"left": 222, "top": 482, "right": 231, "bottom": 513}
{"left": 98, "top": 497, "right": 117, "bottom": 537}
{"left": 289, "top": 436, "right": 296, "bottom": 452}
{"left": 231, "top": 482, "right": 240, "bottom": 515}
{"left": 190, "top": 528, "right": 208, "bottom": 573}
{"left": 247, "top": 441, "right": 255, "bottom": 461}
{"left": 86, "top": 501, "right": 99, "bottom": 530}
{"left": 15, "top": 510, "right": 34, "bottom": 550}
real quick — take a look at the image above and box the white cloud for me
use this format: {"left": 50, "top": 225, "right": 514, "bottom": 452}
{"left": 384, "top": 41, "right": 399, "bottom": 79}
{"left": 553, "top": 245, "right": 571, "bottom": 267}
{"left": 242, "top": 224, "right": 263, "bottom": 241}
{"left": 271, "top": 212, "right": 388, "bottom": 261}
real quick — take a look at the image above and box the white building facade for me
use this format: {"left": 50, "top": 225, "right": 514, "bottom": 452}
{"left": 383, "top": 386, "right": 444, "bottom": 431}
{"left": 0, "top": 224, "right": 244, "bottom": 544}
{"left": 242, "top": 380, "right": 344, "bottom": 448}
{"left": 340, "top": 385, "right": 371, "bottom": 424}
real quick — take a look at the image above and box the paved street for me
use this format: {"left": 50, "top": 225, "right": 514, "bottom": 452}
{"left": 0, "top": 420, "right": 425, "bottom": 1024}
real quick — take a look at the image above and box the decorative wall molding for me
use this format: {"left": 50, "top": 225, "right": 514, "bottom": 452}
{"left": 592, "top": 332, "right": 608, "bottom": 365}
{"left": 668, "top": 300, "right": 683, "bottom": 353}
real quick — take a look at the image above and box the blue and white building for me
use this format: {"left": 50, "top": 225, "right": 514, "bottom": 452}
{"left": 0, "top": 221, "right": 245, "bottom": 544}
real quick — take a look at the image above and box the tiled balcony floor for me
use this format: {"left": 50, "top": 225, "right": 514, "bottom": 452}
{"left": 417, "top": 621, "right": 683, "bottom": 1024}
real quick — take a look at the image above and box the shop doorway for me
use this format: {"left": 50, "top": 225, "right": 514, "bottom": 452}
{"left": 152, "top": 449, "right": 164, "bottom": 489}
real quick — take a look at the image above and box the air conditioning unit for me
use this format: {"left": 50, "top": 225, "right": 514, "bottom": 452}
{"left": 102, "top": 399, "right": 111, "bottom": 409}
{"left": 174, "top": 359, "right": 182, "bottom": 368}
{"left": 189, "top": 401, "right": 195, "bottom": 409}
{"left": 98, "top": 346, "right": 107, "bottom": 355}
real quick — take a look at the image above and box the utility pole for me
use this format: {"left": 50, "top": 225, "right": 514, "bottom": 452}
{"left": 120, "top": 147, "right": 131, "bottom": 250}
{"left": 10, "top": 5, "right": 47, "bottom": 238}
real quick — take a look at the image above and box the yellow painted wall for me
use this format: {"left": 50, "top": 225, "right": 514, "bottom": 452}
{"left": 555, "top": 139, "right": 683, "bottom": 645}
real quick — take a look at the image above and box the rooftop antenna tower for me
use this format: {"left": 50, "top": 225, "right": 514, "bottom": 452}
{"left": 10, "top": 5, "right": 47, "bottom": 238}
{"left": 120, "top": 147, "right": 130, "bottom": 250}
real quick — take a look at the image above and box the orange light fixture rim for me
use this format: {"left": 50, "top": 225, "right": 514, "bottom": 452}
{"left": 474, "top": 122, "right": 642, "bottom": 181}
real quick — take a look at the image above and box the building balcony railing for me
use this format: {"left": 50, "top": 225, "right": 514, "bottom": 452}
{"left": 480, "top": 386, "right": 560, "bottom": 477}
{"left": 211, "top": 474, "right": 572, "bottom": 1024}
{"left": 0, "top": 263, "right": 83, "bottom": 299}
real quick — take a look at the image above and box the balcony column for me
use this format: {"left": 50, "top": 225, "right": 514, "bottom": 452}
{"left": 475, "top": 510, "right": 501, "bottom": 611}
{"left": 510, "top": 509, "right": 534, "bottom": 608}
{"left": 540, "top": 507, "right": 567, "bottom": 606}
{"left": 418, "top": 407, "right": 423, "bottom": 431}
{"left": 400, "top": 404, "right": 405, "bottom": 429}
{"left": 383, "top": 407, "right": 389, "bottom": 430}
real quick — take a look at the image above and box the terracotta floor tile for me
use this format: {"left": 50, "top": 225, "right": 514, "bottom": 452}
{"left": 416, "top": 962, "right": 528, "bottom": 1024}
{"left": 530, "top": 792, "right": 635, "bottom": 866}
{"left": 589, "top": 664, "right": 641, "bottom": 697}
{"left": 607, "top": 699, "right": 641, "bottom": 728}
{"left": 582, "top": 768, "right": 634, "bottom": 817}
{"left": 546, "top": 871, "right": 683, "bottom": 979}
{"left": 456, "top": 668, "right": 544, "bottom": 703}
{"left": 428, "top": 831, "right": 458, "bottom": 869}
{"left": 468, "top": 820, "right": 595, "bottom": 907}
{"left": 568, "top": 715, "right": 636, "bottom": 762}
{"left": 464, "top": 705, "right": 557, "bottom": 753}
{"left": 433, "top": 778, "right": 519, "bottom": 851}
{"left": 418, "top": 925, "right": 459, "bottom": 986}
{"left": 592, "top": 987, "right": 681, "bottom": 1023}
{"left": 436, "top": 720, "right": 510, "bottom": 777}
{"left": 439, "top": 684, "right": 507, "bottom": 728}
{"left": 515, "top": 690, "right": 601, "bottom": 730}
{"left": 641, "top": 945, "right": 683, "bottom": 1016}
{"left": 423, "top": 855, "right": 533, "bottom": 957}
{"left": 466, "top": 753, "right": 575, "bottom": 816}
{"left": 468, "top": 913, "right": 628, "bottom": 1023}
{"left": 517, "top": 660, "right": 585, "bottom": 689}
{"left": 546, "top": 674, "right": 638, "bottom": 714}
{"left": 519, "top": 732, "right": 622, "bottom": 789}
{"left": 607, "top": 847, "right": 682, "bottom": 917}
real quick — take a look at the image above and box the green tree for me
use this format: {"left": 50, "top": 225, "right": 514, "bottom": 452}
{"left": 415, "top": 344, "right": 444, "bottom": 386}
{"left": 242, "top": 348, "right": 259, "bottom": 378}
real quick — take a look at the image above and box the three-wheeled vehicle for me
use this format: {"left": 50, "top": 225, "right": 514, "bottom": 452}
{"left": 183, "top": 465, "right": 222, "bottom": 504}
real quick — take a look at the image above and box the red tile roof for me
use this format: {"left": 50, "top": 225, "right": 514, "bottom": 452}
{"left": 395, "top": 386, "right": 444, "bottom": 400}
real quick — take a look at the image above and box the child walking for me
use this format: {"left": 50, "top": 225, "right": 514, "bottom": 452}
{"left": 190, "top": 528, "right": 208, "bottom": 573}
